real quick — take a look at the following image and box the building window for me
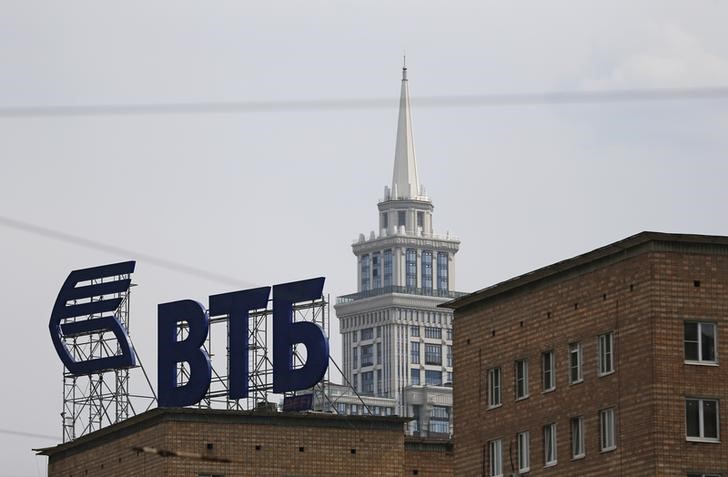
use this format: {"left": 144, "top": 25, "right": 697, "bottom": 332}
{"left": 421, "top": 250, "right": 433, "bottom": 291}
{"left": 430, "top": 420, "right": 449, "bottom": 434}
{"left": 489, "top": 439, "right": 503, "bottom": 477}
{"left": 411, "top": 368, "right": 421, "bottom": 385}
{"left": 686, "top": 398, "right": 719, "bottom": 441}
{"left": 544, "top": 423, "right": 557, "bottom": 466}
{"left": 360, "top": 254, "right": 370, "bottom": 291}
{"left": 446, "top": 328, "right": 452, "bottom": 341}
{"left": 376, "top": 342, "right": 381, "bottom": 364}
{"left": 515, "top": 359, "right": 529, "bottom": 399}
{"left": 406, "top": 248, "right": 417, "bottom": 288}
{"left": 360, "top": 344, "right": 373, "bottom": 367}
{"left": 571, "top": 416, "right": 585, "bottom": 458}
{"left": 425, "top": 326, "right": 441, "bottom": 339}
{"left": 372, "top": 252, "right": 381, "bottom": 289}
{"left": 383, "top": 249, "right": 393, "bottom": 287}
{"left": 569, "top": 342, "right": 582, "bottom": 384}
{"left": 381, "top": 212, "right": 388, "bottom": 229}
{"left": 361, "top": 328, "right": 373, "bottom": 341}
{"left": 437, "top": 252, "right": 449, "bottom": 291}
{"left": 411, "top": 342, "right": 420, "bottom": 364}
{"left": 425, "top": 370, "right": 442, "bottom": 386}
{"left": 361, "top": 371, "right": 374, "bottom": 395}
{"left": 447, "top": 371, "right": 453, "bottom": 383}
{"left": 425, "top": 344, "right": 442, "bottom": 365}
{"left": 411, "top": 325, "right": 420, "bottom": 337}
{"left": 417, "top": 211, "right": 425, "bottom": 228}
{"left": 430, "top": 405, "right": 448, "bottom": 418}
{"left": 352, "top": 374, "right": 358, "bottom": 391}
{"left": 398, "top": 210, "right": 406, "bottom": 227}
{"left": 447, "top": 345, "right": 452, "bottom": 367}
{"left": 376, "top": 370, "right": 382, "bottom": 394}
{"left": 685, "top": 322, "right": 717, "bottom": 363}
{"left": 517, "top": 431, "right": 530, "bottom": 474}
{"left": 352, "top": 347, "right": 358, "bottom": 369}
{"left": 488, "top": 368, "right": 502, "bottom": 407}
{"left": 542, "top": 350, "right": 555, "bottom": 392}
{"left": 600, "top": 408, "right": 617, "bottom": 451}
{"left": 598, "top": 332, "right": 614, "bottom": 375}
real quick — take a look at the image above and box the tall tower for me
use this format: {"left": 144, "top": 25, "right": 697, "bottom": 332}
{"left": 334, "top": 65, "right": 463, "bottom": 437}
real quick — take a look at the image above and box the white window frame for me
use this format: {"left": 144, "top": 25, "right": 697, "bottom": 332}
{"left": 684, "top": 322, "right": 718, "bottom": 365}
{"left": 600, "top": 408, "right": 617, "bottom": 451}
{"left": 517, "top": 431, "right": 530, "bottom": 473}
{"left": 488, "top": 367, "right": 502, "bottom": 408}
{"left": 489, "top": 439, "right": 503, "bottom": 477}
{"left": 515, "top": 359, "right": 529, "bottom": 400}
{"left": 571, "top": 416, "right": 585, "bottom": 459}
{"left": 686, "top": 398, "right": 720, "bottom": 442}
{"left": 544, "top": 423, "right": 557, "bottom": 466}
{"left": 598, "top": 332, "right": 614, "bottom": 376}
{"left": 542, "top": 350, "right": 555, "bottom": 392}
{"left": 569, "top": 342, "right": 583, "bottom": 384}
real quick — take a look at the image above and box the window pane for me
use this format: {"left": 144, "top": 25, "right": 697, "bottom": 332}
{"left": 684, "top": 322, "right": 699, "bottom": 360}
{"left": 685, "top": 322, "right": 699, "bottom": 341}
{"left": 425, "top": 370, "right": 442, "bottom": 386}
{"left": 410, "top": 368, "right": 420, "bottom": 385}
{"left": 517, "top": 432, "right": 529, "bottom": 471}
{"left": 686, "top": 400, "right": 700, "bottom": 437}
{"left": 702, "top": 324, "right": 716, "bottom": 362}
{"left": 703, "top": 400, "right": 718, "bottom": 438}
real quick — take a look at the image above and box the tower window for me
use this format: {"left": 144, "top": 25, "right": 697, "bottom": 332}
{"left": 437, "top": 252, "right": 449, "bottom": 291}
{"left": 383, "top": 250, "right": 393, "bottom": 287}
{"left": 360, "top": 254, "right": 370, "bottom": 291}
{"left": 381, "top": 212, "right": 388, "bottom": 229}
{"left": 406, "top": 249, "right": 417, "bottom": 288}
{"left": 421, "top": 250, "right": 433, "bottom": 291}
{"left": 417, "top": 211, "right": 424, "bottom": 228}
{"left": 398, "top": 211, "right": 406, "bottom": 227}
{"left": 372, "top": 252, "right": 381, "bottom": 289}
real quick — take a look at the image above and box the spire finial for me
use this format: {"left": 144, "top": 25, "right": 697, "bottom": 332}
{"left": 391, "top": 60, "right": 419, "bottom": 198}
{"left": 402, "top": 52, "right": 407, "bottom": 81}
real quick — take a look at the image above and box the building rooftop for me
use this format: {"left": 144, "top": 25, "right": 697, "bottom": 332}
{"left": 35, "top": 407, "right": 411, "bottom": 461}
{"left": 442, "top": 231, "right": 728, "bottom": 311}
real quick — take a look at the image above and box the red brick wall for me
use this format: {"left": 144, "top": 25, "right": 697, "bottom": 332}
{"left": 454, "top": 246, "right": 728, "bottom": 476}
{"left": 404, "top": 439, "right": 453, "bottom": 476}
{"left": 47, "top": 414, "right": 408, "bottom": 477}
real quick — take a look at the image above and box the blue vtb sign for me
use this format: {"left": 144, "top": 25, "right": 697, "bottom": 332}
{"left": 49, "top": 261, "right": 329, "bottom": 408}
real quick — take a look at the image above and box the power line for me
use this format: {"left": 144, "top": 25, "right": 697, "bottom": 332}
{"left": 1, "top": 86, "right": 727, "bottom": 117}
{"left": 0, "top": 428, "right": 58, "bottom": 440}
{"left": 0, "top": 215, "right": 252, "bottom": 288}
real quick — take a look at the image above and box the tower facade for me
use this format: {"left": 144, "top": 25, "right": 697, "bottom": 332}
{"left": 334, "top": 66, "right": 465, "bottom": 436}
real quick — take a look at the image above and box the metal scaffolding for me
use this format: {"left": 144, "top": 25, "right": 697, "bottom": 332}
{"left": 61, "top": 275, "right": 156, "bottom": 443}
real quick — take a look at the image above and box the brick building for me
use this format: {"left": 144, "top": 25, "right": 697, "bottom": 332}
{"left": 445, "top": 232, "right": 728, "bottom": 477}
{"left": 37, "top": 407, "right": 452, "bottom": 476}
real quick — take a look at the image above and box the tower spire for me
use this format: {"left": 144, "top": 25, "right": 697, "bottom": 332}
{"left": 391, "top": 63, "right": 420, "bottom": 199}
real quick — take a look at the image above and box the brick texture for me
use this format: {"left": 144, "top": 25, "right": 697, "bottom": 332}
{"left": 451, "top": 236, "right": 728, "bottom": 476}
{"left": 41, "top": 408, "right": 453, "bottom": 477}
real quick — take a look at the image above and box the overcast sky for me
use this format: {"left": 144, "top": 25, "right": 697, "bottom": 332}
{"left": 2, "top": 1, "right": 728, "bottom": 474}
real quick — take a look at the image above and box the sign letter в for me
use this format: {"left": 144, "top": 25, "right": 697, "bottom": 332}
{"left": 157, "top": 300, "right": 212, "bottom": 407}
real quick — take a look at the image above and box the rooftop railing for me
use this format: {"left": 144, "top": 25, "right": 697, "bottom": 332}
{"left": 336, "top": 286, "right": 468, "bottom": 305}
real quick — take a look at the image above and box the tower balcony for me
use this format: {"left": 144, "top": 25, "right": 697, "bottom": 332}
{"left": 336, "top": 286, "right": 468, "bottom": 305}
